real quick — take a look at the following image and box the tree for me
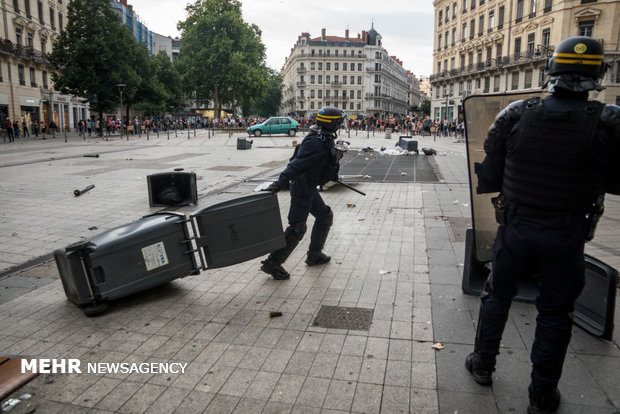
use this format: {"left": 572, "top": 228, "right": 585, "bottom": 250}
{"left": 48, "top": 0, "right": 146, "bottom": 134}
{"left": 176, "top": 0, "right": 269, "bottom": 116}
{"left": 241, "top": 69, "right": 283, "bottom": 117}
{"left": 420, "top": 99, "right": 431, "bottom": 116}
{"left": 153, "top": 51, "right": 183, "bottom": 113}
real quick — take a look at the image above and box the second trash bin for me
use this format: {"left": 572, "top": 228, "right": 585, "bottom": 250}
{"left": 237, "top": 137, "right": 253, "bottom": 149}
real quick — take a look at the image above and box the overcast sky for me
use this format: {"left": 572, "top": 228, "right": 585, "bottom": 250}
{"left": 124, "top": 0, "right": 434, "bottom": 77}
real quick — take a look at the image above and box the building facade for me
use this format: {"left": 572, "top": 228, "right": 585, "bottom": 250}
{"left": 407, "top": 70, "right": 425, "bottom": 113}
{"left": 1, "top": 0, "right": 90, "bottom": 131}
{"left": 280, "top": 27, "right": 409, "bottom": 120}
{"left": 430, "top": 0, "right": 620, "bottom": 122}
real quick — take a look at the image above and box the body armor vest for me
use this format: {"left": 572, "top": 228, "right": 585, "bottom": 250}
{"left": 502, "top": 98, "right": 605, "bottom": 211}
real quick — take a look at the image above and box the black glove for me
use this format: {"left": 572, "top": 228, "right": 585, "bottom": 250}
{"left": 263, "top": 182, "right": 280, "bottom": 193}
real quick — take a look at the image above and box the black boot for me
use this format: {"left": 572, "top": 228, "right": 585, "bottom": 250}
{"left": 527, "top": 384, "right": 561, "bottom": 414}
{"left": 305, "top": 251, "right": 331, "bottom": 266}
{"left": 260, "top": 259, "right": 290, "bottom": 280}
{"left": 465, "top": 352, "right": 494, "bottom": 386}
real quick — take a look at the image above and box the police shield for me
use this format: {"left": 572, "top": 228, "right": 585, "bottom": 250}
{"left": 462, "top": 92, "right": 617, "bottom": 340}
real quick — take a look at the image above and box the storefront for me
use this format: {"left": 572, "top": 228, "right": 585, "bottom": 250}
{"left": 20, "top": 96, "right": 40, "bottom": 127}
{"left": 0, "top": 94, "right": 8, "bottom": 124}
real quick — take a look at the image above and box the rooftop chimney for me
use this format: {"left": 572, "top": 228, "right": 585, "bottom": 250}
{"left": 345, "top": 29, "right": 349, "bottom": 40}
{"left": 321, "top": 28, "right": 326, "bottom": 41}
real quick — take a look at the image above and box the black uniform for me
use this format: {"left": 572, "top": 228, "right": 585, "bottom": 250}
{"left": 261, "top": 126, "right": 337, "bottom": 279}
{"left": 469, "top": 88, "right": 620, "bottom": 405}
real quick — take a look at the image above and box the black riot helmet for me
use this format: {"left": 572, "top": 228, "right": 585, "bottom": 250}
{"left": 546, "top": 36, "right": 607, "bottom": 93}
{"left": 315, "top": 106, "right": 345, "bottom": 133}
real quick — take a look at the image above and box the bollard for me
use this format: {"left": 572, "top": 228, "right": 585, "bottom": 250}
{"left": 175, "top": 124, "right": 177, "bottom": 137}
{"left": 167, "top": 128, "right": 170, "bottom": 140}
{"left": 147, "top": 128, "right": 149, "bottom": 140}
{"left": 194, "top": 123, "right": 196, "bottom": 137}
{"left": 187, "top": 125, "right": 190, "bottom": 139}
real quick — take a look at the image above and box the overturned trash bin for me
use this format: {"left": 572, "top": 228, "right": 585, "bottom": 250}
{"left": 55, "top": 193, "right": 285, "bottom": 316}
{"left": 237, "top": 137, "right": 253, "bottom": 150}
{"left": 147, "top": 171, "right": 198, "bottom": 207}
{"left": 462, "top": 92, "right": 617, "bottom": 340}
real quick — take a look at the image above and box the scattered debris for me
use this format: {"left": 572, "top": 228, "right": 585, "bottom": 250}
{"left": 358, "top": 219, "right": 365, "bottom": 221}
{"left": 82, "top": 154, "right": 99, "bottom": 158}
{"left": 1, "top": 399, "right": 21, "bottom": 412}
{"left": 432, "top": 343, "right": 445, "bottom": 350}
{"left": 400, "top": 172, "right": 407, "bottom": 176}
{"left": 346, "top": 203, "right": 356, "bottom": 208}
{"left": 452, "top": 200, "right": 459, "bottom": 204}
{"left": 422, "top": 148, "right": 437, "bottom": 156}
{"left": 461, "top": 203, "right": 469, "bottom": 207}
{"left": 174, "top": 168, "right": 184, "bottom": 171}
{"left": 88, "top": 226, "right": 98, "bottom": 231}
{"left": 269, "top": 311, "right": 282, "bottom": 318}
{"left": 11, "top": 233, "right": 17, "bottom": 237}
{"left": 74, "top": 185, "right": 95, "bottom": 197}
{"left": 379, "top": 270, "right": 391, "bottom": 275}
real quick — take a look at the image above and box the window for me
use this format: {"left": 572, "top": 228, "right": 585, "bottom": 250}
{"left": 530, "top": 0, "right": 537, "bottom": 17}
{"left": 310, "top": 90, "right": 315, "bottom": 98}
{"left": 438, "top": 10, "right": 443, "bottom": 26}
{"left": 493, "top": 74, "right": 500, "bottom": 92}
{"left": 471, "top": 0, "right": 476, "bottom": 10}
{"left": 318, "top": 62, "right": 322, "bottom": 70}
{"left": 484, "top": 76, "right": 490, "bottom": 92}
{"left": 511, "top": 71, "right": 519, "bottom": 90}
{"left": 343, "top": 50, "right": 347, "bottom": 57}
{"left": 27, "top": 32, "right": 33, "bottom": 48}
{"left": 578, "top": 20, "right": 594, "bottom": 37}
{"left": 318, "top": 49, "right": 322, "bottom": 56}
{"left": 445, "top": 30, "right": 449, "bottom": 48}
{"left": 42, "top": 70, "right": 48, "bottom": 88}
{"left": 496, "top": 42, "right": 503, "bottom": 60}
{"left": 438, "top": 34, "right": 442, "bottom": 51}
{"left": 437, "top": 61, "right": 442, "bottom": 74}
{"left": 310, "top": 75, "right": 315, "bottom": 84}
{"left": 544, "top": 0, "right": 552, "bottom": 12}
{"left": 375, "top": 74, "right": 381, "bottom": 83}
{"left": 335, "top": 75, "right": 340, "bottom": 84}
{"left": 460, "top": 53, "right": 465, "bottom": 69}
{"left": 326, "top": 50, "right": 330, "bottom": 56}
{"left": 516, "top": 0, "right": 524, "bottom": 22}
{"left": 342, "top": 76, "right": 346, "bottom": 84}
{"left": 498, "top": 6, "right": 505, "bottom": 28}
{"left": 310, "top": 62, "right": 315, "bottom": 70}
{"left": 453, "top": 2, "right": 457, "bottom": 18}
{"left": 463, "top": 0, "right": 467, "bottom": 13}
{"left": 318, "top": 90, "right": 322, "bottom": 98}
{"left": 326, "top": 75, "right": 331, "bottom": 84}
{"left": 527, "top": 33, "right": 535, "bottom": 54}
{"left": 358, "top": 63, "right": 362, "bottom": 71}
{"left": 451, "top": 56, "right": 456, "bottom": 69}
{"left": 25, "top": 0, "right": 31, "bottom": 17}
{"left": 470, "top": 19, "right": 475, "bottom": 38}
{"left": 459, "top": 81, "right": 464, "bottom": 94}
{"left": 514, "top": 37, "right": 521, "bottom": 56}
{"left": 16, "top": 28, "right": 23, "bottom": 47}
{"left": 539, "top": 68, "right": 546, "bottom": 86}
{"left": 349, "top": 90, "right": 354, "bottom": 99}
{"left": 49, "top": 7, "right": 55, "bottom": 29}
{"left": 40, "top": 38, "right": 46, "bottom": 54}
{"left": 334, "top": 62, "right": 339, "bottom": 71}
{"left": 486, "top": 46, "right": 492, "bottom": 63}
{"left": 335, "top": 50, "right": 338, "bottom": 57}
{"left": 357, "top": 90, "right": 361, "bottom": 99}
{"left": 524, "top": 69, "right": 533, "bottom": 88}
{"left": 18, "top": 64, "right": 25, "bottom": 85}
{"left": 462, "top": 23, "right": 468, "bottom": 40}
{"left": 489, "top": 10, "right": 495, "bottom": 31}
{"left": 318, "top": 75, "right": 322, "bottom": 84}
{"left": 343, "top": 63, "right": 347, "bottom": 71}
{"left": 310, "top": 102, "right": 315, "bottom": 110}
{"left": 38, "top": 1, "right": 43, "bottom": 23}
{"left": 452, "top": 28, "right": 456, "bottom": 45}
{"left": 326, "top": 62, "right": 330, "bottom": 70}
{"left": 311, "top": 49, "right": 315, "bottom": 56}
{"left": 351, "top": 76, "right": 355, "bottom": 84}
{"left": 357, "top": 76, "right": 361, "bottom": 84}
{"left": 350, "top": 102, "right": 354, "bottom": 110}
{"left": 30, "top": 67, "right": 36, "bottom": 87}
{"left": 13, "top": 0, "right": 19, "bottom": 13}
{"left": 58, "top": 12, "right": 63, "bottom": 31}
{"left": 326, "top": 90, "right": 330, "bottom": 98}
{"left": 542, "top": 29, "right": 550, "bottom": 47}
{"left": 479, "top": 15, "right": 484, "bottom": 35}
{"left": 446, "top": 6, "right": 450, "bottom": 22}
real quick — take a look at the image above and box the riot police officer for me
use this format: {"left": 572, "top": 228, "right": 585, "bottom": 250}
{"left": 465, "top": 36, "right": 620, "bottom": 414}
{"left": 260, "top": 106, "right": 345, "bottom": 280}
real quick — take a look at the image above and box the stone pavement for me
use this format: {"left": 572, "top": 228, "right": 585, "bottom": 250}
{"left": 0, "top": 129, "right": 618, "bottom": 413}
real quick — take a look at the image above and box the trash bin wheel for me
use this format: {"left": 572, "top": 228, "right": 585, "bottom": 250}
{"left": 254, "top": 129, "right": 262, "bottom": 137}
{"left": 288, "top": 129, "right": 296, "bottom": 137}
{"left": 83, "top": 301, "right": 110, "bottom": 317}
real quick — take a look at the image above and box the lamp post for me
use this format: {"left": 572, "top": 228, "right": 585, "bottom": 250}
{"left": 116, "top": 83, "right": 126, "bottom": 140}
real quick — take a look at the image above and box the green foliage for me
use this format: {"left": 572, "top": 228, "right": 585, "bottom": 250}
{"left": 176, "top": 0, "right": 270, "bottom": 114}
{"left": 48, "top": 0, "right": 139, "bottom": 115}
{"left": 241, "top": 69, "right": 283, "bottom": 117}
{"left": 420, "top": 99, "right": 431, "bottom": 116}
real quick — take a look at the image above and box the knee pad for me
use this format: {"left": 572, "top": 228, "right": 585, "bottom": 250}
{"left": 286, "top": 222, "right": 307, "bottom": 240}
{"left": 317, "top": 207, "right": 334, "bottom": 227}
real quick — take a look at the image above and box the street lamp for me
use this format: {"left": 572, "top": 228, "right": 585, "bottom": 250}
{"left": 116, "top": 83, "right": 126, "bottom": 140}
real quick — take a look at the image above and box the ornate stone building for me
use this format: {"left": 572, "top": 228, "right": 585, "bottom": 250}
{"left": 280, "top": 26, "right": 409, "bottom": 120}
{"left": 1, "top": 0, "right": 90, "bottom": 131}
{"left": 430, "top": 0, "right": 620, "bottom": 121}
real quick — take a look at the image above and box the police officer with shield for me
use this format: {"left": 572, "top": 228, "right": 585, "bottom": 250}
{"left": 260, "top": 106, "right": 345, "bottom": 280}
{"left": 465, "top": 37, "right": 620, "bottom": 414}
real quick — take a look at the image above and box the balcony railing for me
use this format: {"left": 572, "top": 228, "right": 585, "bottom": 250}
{"left": 429, "top": 45, "right": 555, "bottom": 82}
{"left": 1, "top": 40, "right": 48, "bottom": 64}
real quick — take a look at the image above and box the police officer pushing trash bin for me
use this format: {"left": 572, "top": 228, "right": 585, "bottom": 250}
{"left": 260, "top": 106, "right": 345, "bottom": 280}
{"left": 465, "top": 36, "right": 620, "bottom": 414}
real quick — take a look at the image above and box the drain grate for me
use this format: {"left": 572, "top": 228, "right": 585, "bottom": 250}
{"left": 313, "top": 306, "right": 374, "bottom": 330}
{"left": 338, "top": 151, "right": 439, "bottom": 183}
